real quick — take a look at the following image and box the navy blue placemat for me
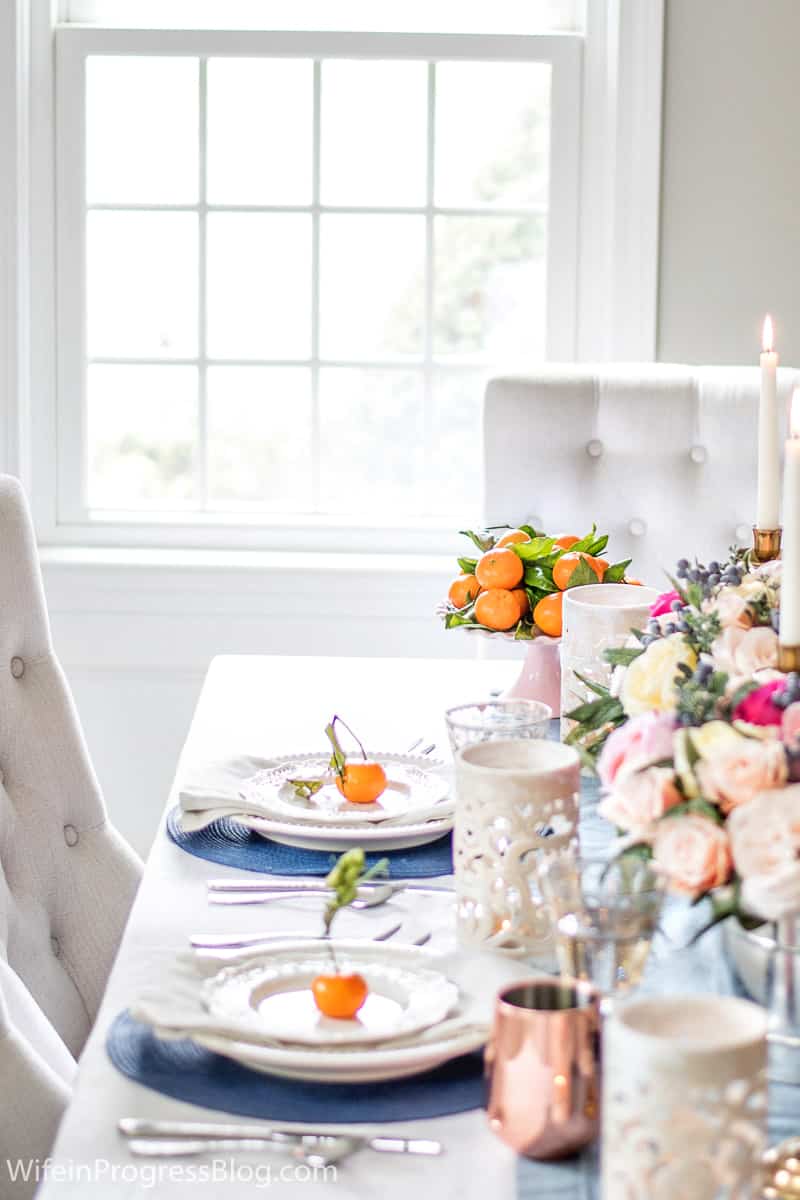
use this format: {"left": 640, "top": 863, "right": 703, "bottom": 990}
{"left": 107, "top": 1011, "right": 484, "bottom": 1122}
{"left": 166, "top": 807, "right": 453, "bottom": 878}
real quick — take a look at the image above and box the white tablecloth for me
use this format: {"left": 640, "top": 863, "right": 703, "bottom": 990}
{"left": 38, "top": 654, "right": 525, "bottom": 1200}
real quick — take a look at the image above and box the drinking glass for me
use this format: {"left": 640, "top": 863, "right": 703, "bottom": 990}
{"left": 539, "top": 853, "right": 664, "bottom": 1009}
{"left": 445, "top": 698, "right": 552, "bottom": 754}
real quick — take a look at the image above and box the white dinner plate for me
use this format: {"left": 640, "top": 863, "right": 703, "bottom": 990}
{"left": 239, "top": 752, "right": 451, "bottom": 826}
{"left": 246, "top": 811, "right": 454, "bottom": 852}
{"left": 201, "top": 943, "right": 458, "bottom": 1047}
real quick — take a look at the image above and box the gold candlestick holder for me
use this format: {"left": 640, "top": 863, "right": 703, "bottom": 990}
{"left": 778, "top": 645, "right": 800, "bottom": 673}
{"left": 752, "top": 526, "right": 782, "bottom": 562}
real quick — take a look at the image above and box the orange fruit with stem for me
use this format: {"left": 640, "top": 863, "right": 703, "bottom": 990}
{"left": 511, "top": 588, "right": 530, "bottom": 619}
{"left": 496, "top": 529, "right": 531, "bottom": 548}
{"left": 312, "top": 973, "right": 368, "bottom": 1019}
{"left": 533, "top": 592, "right": 563, "bottom": 637}
{"left": 335, "top": 762, "right": 387, "bottom": 804}
{"left": 475, "top": 548, "right": 524, "bottom": 591}
{"left": 585, "top": 555, "right": 609, "bottom": 581}
{"left": 475, "top": 588, "right": 520, "bottom": 631}
{"left": 554, "top": 534, "right": 580, "bottom": 550}
{"left": 448, "top": 573, "right": 480, "bottom": 609}
{"left": 552, "top": 552, "right": 604, "bottom": 591}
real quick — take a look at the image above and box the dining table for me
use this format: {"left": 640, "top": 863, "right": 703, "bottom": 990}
{"left": 37, "top": 653, "right": 795, "bottom": 1200}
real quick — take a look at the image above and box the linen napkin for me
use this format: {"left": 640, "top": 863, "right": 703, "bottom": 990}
{"left": 178, "top": 756, "right": 452, "bottom": 834}
{"left": 130, "top": 941, "right": 526, "bottom": 1051}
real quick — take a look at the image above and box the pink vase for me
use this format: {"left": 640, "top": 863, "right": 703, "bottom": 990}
{"left": 501, "top": 637, "right": 562, "bottom": 714}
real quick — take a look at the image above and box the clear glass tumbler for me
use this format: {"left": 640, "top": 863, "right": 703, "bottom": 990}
{"left": 445, "top": 698, "right": 552, "bottom": 755}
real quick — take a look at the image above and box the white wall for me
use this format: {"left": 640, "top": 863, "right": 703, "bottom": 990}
{"left": 658, "top": 0, "right": 800, "bottom": 365}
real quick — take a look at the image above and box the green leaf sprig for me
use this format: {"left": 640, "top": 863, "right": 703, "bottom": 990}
{"left": 323, "top": 849, "right": 389, "bottom": 939}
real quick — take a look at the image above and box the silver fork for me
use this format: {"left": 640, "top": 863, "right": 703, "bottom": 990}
{"left": 208, "top": 882, "right": 410, "bottom": 908}
{"left": 190, "top": 926, "right": 431, "bottom": 953}
{"left": 127, "top": 1135, "right": 355, "bottom": 1166}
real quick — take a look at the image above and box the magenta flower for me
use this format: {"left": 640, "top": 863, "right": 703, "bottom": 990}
{"left": 732, "top": 679, "right": 786, "bottom": 727}
{"left": 650, "top": 590, "right": 682, "bottom": 618}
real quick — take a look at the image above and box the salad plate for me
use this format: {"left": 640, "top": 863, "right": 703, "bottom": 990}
{"left": 245, "top": 811, "right": 453, "bottom": 852}
{"left": 201, "top": 942, "right": 458, "bottom": 1047}
{"left": 239, "top": 752, "right": 451, "bottom": 826}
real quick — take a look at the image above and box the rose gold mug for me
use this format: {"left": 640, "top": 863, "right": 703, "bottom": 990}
{"left": 486, "top": 977, "right": 601, "bottom": 1159}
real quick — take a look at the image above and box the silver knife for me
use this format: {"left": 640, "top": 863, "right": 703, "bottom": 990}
{"left": 120, "top": 1119, "right": 442, "bottom": 1156}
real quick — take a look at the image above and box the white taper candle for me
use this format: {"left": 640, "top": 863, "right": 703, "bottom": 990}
{"left": 780, "top": 388, "right": 800, "bottom": 646}
{"left": 758, "top": 314, "right": 780, "bottom": 529}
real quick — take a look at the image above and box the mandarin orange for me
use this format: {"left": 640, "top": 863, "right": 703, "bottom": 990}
{"left": 475, "top": 547, "right": 524, "bottom": 590}
{"left": 554, "top": 534, "right": 580, "bottom": 550}
{"left": 533, "top": 592, "right": 563, "bottom": 638}
{"left": 511, "top": 587, "right": 530, "bottom": 619}
{"left": 496, "top": 529, "right": 531, "bottom": 548}
{"left": 311, "top": 973, "right": 368, "bottom": 1019}
{"left": 448, "top": 573, "right": 480, "bottom": 609}
{"left": 552, "top": 552, "right": 604, "bottom": 591}
{"left": 335, "top": 761, "right": 387, "bottom": 804}
{"left": 475, "top": 588, "right": 520, "bottom": 631}
{"left": 585, "top": 556, "right": 609, "bottom": 581}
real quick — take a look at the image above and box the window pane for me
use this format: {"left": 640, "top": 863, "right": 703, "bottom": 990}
{"left": 433, "top": 215, "right": 546, "bottom": 359}
{"left": 88, "top": 365, "right": 197, "bottom": 508}
{"left": 207, "top": 59, "right": 313, "bottom": 205}
{"left": 320, "top": 61, "right": 427, "bottom": 206}
{"left": 87, "top": 211, "right": 198, "bottom": 358}
{"left": 427, "top": 370, "right": 485, "bottom": 514}
{"left": 320, "top": 214, "right": 425, "bottom": 359}
{"left": 86, "top": 57, "right": 198, "bottom": 204}
{"left": 207, "top": 367, "right": 312, "bottom": 509}
{"left": 435, "top": 62, "right": 550, "bottom": 207}
{"left": 206, "top": 213, "right": 311, "bottom": 359}
{"left": 319, "top": 369, "right": 424, "bottom": 513}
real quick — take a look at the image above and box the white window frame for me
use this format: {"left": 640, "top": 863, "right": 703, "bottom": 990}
{"left": 4, "top": 1, "right": 664, "bottom": 554}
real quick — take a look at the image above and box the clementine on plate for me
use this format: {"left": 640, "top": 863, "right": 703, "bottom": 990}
{"left": 511, "top": 588, "right": 530, "bottom": 619}
{"left": 496, "top": 529, "right": 531, "bottom": 548}
{"left": 448, "top": 573, "right": 480, "bottom": 609}
{"left": 475, "top": 548, "right": 524, "bottom": 591}
{"left": 533, "top": 592, "right": 563, "bottom": 637}
{"left": 311, "top": 973, "right": 368, "bottom": 1019}
{"left": 335, "top": 762, "right": 387, "bottom": 804}
{"left": 475, "top": 588, "right": 520, "bottom": 631}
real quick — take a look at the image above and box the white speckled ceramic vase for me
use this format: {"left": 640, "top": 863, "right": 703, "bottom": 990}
{"left": 453, "top": 739, "right": 580, "bottom": 956}
{"left": 560, "top": 584, "right": 658, "bottom": 739}
{"left": 602, "top": 994, "right": 767, "bottom": 1200}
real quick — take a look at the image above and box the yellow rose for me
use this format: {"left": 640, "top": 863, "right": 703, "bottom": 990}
{"left": 690, "top": 720, "right": 744, "bottom": 758}
{"left": 620, "top": 634, "right": 698, "bottom": 717}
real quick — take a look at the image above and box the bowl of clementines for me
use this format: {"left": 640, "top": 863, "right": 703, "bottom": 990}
{"left": 440, "top": 524, "right": 639, "bottom": 711}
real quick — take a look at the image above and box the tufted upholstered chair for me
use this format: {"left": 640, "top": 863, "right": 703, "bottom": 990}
{"left": 483, "top": 364, "right": 800, "bottom": 587}
{"left": 0, "top": 475, "right": 142, "bottom": 1192}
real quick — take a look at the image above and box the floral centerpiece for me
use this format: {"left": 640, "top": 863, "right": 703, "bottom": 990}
{"left": 568, "top": 548, "right": 800, "bottom": 929}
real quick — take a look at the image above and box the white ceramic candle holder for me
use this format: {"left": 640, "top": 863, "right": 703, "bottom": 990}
{"left": 560, "top": 583, "right": 658, "bottom": 739}
{"left": 602, "top": 995, "right": 768, "bottom": 1200}
{"left": 453, "top": 739, "right": 580, "bottom": 956}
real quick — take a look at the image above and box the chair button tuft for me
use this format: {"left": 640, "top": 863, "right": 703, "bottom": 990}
{"left": 735, "top": 524, "right": 751, "bottom": 544}
{"left": 10, "top": 657, "right": 24, "bottom": 679}
{"left": 586, "top": 439, "right": 604, "bottom": 459}
{"left": 64, "top": 824, "right": 79, "bottom": 848}
{"left": 628, "top": 518, "right": 647, "bottom": 538}
{"left": 50, "top": 935, "right": 60, "bottom": 958}
{"left": 689, "top": 444, "right": 708, "bottom": 464}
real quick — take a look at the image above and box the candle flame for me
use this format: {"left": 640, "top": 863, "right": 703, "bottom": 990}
{"left": 763, "top": 314, "right": 775, "bottom": 353}
{"left": 791, "top": 388, "right": 800, "bottom": 439}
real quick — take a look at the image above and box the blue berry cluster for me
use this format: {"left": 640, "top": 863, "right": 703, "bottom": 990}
{"left": 770, "top": 674, "right": 800, "bottom": 710}
{"left": 675, "top": 557, "right": 741, "bottom": 599}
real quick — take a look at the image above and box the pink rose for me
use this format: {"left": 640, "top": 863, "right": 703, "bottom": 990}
{"left": 708, "top": 590, "right": 753, "bottom": 630}
{"left": 599, "top": 766, "right": 682, "bottom": 833}
{"left": 653, "top": 815, "right": 732, "bottom": 897}
{"left": 741, "top": 866, "right": 800, "bottom": 922}
{"left": 784, "top": 703, "right": 800, "bottom": 750}
{"left": 712, "top": 626, "right": 779, "bottom": 680}
{"left": 732, "top": 679, "right": 786, "bottom": 727}
{"left": 650, "top": 590, "right": 682, "bottom": 618}
{"left": 696, "top": 737, "right": 787, "bottom": 812}
{"left": 728, "top": 786, "right": 800, "bottom": 879}
{"left": 597, "top": 711, "right": 677, "bottom": 788}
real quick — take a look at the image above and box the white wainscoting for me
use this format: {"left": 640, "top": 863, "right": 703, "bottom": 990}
{"left": 42, "top": 552, "right": 513, "bottom": 855}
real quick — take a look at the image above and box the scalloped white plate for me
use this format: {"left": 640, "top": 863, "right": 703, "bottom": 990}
{"left": 240, "top": 752, "right": 451, "bottom": 827}
{"left": 202, "top": 942, "right": 458, "bottom": 1047}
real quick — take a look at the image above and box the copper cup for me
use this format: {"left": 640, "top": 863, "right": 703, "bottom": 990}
{"left": 486, "top": 977, "right": 601, "bottom": 1159}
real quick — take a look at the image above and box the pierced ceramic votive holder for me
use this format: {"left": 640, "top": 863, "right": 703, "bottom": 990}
{"left": 602, "top": 994, "right": 768, "bottom": 1200}
{"left": 560, "top": 583, "right": 658, "bottom": 740}
{"left": 453, "top": 739, "right": 580, "bottom": 956}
